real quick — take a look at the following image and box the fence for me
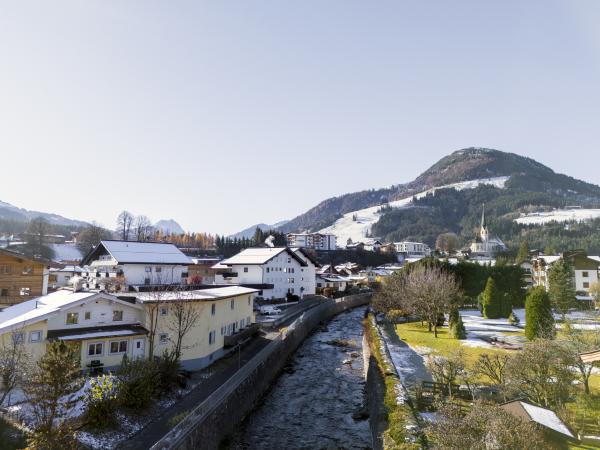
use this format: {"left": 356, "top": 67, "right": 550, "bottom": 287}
{"left": 150, "top": 293, "right": 371, "bottom": 450}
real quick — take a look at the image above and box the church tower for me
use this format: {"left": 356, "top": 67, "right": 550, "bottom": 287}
{"left": 480, "top": 204, "right": 489, "bottom": 243}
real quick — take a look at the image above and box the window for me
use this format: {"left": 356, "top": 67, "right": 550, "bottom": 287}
{"left": 221, "top": 326, "right": 226, "bottom": 336}
{"left": 583, "top": 271, "right": 589, "bottom": 278}
{"left": 113, "top": 310, "right": 123, "bottom": 321}
{"left": 145, "top": 266, "right": 152, "bottom": 273}
{"left": 211, "top": 304, "right": 216, "bottom": 316}
{"left": 159, "top": 333, "right": 169, "bottom": 344}
{"left": 266, "top": 267, "right": 270, "bottom": 273}
{"left": 12, "top": 332, "right": 24, "bottom": 344}
{"left": 22, "top": 266, "right": 33, "bottom": 275}
{"left": 208, "top": 330, "right": 216, "bottom": 345}
{"left": 110, "top": 340, "right": 128, "bottom": 354}
{"left": 0, "top": 265, "right": 11, "bottom": 274}
{"left": 240, "top": 318, "right": 245, "bottom": 328}
{"left": 160, "top": 307, "right": 168, "bottom": 316}
{"left": 230, "top": 299, "right": 235, "bottom": 310}
{"left": 19, "top": 288, "right": 30, "bottom": 296}
{"left": 155, "top": 266, "right": 162, "bottom": 273}
{"left": 248, "top": 296, "right": 251, "bottom": 305}
{"left": 84, "top": 311, "right": 91, "bottom": 320}
{"left": 29, "top": 330, "right": 42, "bottom": 343}
{"left": 144, "top": 277, "right": 151, "bottom": 285}
{"left": 583, "top": 282, "right": 590, "bottom": 289}
{"left": 243, "top": 267, "right": 248, "bottom": 273}
{"left": 66, "top": 312, "right": 79, "bottom": 325}
{"left": 247, "top": 316, "right": 251, "bottom": 325}
{"left": 0, "top": 288, "right": 8, "bottom": 297}
{"left": 88, "top": 342, "right": 103, "bottom": 356}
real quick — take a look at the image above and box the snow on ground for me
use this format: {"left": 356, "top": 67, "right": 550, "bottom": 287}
{"left": 459, "top": 309, "right": 525, "bottom": 349}
{"left": 319, "top": 177, "right": 510, "bottom": 245}
{"left": 515, "top": 208, "right": 600, "bottom": 225}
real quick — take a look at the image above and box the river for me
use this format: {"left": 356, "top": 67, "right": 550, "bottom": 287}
{"left": 231, "top": 306, "right": 372, "bottom": 450}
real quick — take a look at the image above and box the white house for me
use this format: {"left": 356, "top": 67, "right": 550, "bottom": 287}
{"left": 530, "top": 251, "right": 600, "bottom": 295}
{"left": 48, "top": 265, "right": 84, "bottom": 290}
{"left": 215, "top": 247, "right": 317, "bottom": 299}
{"left": 286, "top": 233, "right": 337, "bottom": 251}
{"left": 394, "top": 241, "right": 432, "bottom": 259}
{"left": 81, "top": 241, "right": 192, "bottom": 291}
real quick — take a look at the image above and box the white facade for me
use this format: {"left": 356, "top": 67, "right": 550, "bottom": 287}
{"left": 394, "top": 241, "right": 431, "bottom": 258}
{"left": 215, "top": 247, "right": 317, "bottom": 299}
{"left": 286, "top": 233, "right": 337, "bottom": 251}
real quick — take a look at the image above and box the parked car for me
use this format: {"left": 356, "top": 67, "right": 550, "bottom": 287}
{"left": 260, "top": 305, "right": 282, "bottom": 316}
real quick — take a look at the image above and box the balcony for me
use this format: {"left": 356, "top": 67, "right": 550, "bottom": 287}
{"left": 224, "top": 323, "right": 260, "bottom": 348}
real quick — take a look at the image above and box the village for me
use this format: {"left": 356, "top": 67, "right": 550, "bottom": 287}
{"left": 0, "top": 203, "right": 598, "bottom": 449}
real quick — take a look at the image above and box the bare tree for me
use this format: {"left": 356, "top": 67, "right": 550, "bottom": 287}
{"left": 426, "top": 349, "right": 465, "bottom": 396}
{"left": 375, "top": 265, "right": 461, "bottom": 337}
{"left": 168, "top": 295, "right": 203, "bottom": 360}
{"left": 561, "top": 321, "right": 600, "bottom": 395}
{"left": 24, "top": 217, "right": 53, "bottom": 259}
{"left": 0, "top": 328, "right": 29, "bottom": 406}
{"left": 116, "top": 211, "right": 134, "bottom": 241}
{"left": 435, "top": 232, "right": 459, "bottom": 254}
{"left": 77, "top": 222, "right": 113, "bottom": 254}
{"left": 134, "top": 215, "right": 153, "bottom": 241}
{"left": 429, "top": 402, "right": 548, "bottom": 450}
{"left": 472, "top": 353, "right": 509, "bottom": 388}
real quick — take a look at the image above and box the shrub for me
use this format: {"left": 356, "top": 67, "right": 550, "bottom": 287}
{"left": 482, "top": 277, "right": 502, "bottom": 319}
{"left": 508, "top": 310, "right": 520, "bottom": 326}
{"left": 323, "top": 287, "right": 334, "bottom": 298}
{"left": 117, "top": 356, "right": 159, "bottom": 410}
{"left": 156, "top": 351, "right": 183, "bottom": 392}
{"left": 450, "top": 314, "right": 467, "bottom": 340}
{"left": 84, "top": 374, "right": 120, "bottom": 429}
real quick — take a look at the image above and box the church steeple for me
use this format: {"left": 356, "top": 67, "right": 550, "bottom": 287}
{"left": 480, "top": 204, "right": 488, "bottom": 242}
{"left": 481, "top": 204, "right": 486, "bottom": 230}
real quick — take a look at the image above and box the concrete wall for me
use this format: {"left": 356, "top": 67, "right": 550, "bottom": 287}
{"left": 151, "top": 293, "right": 371, "bottom": 450}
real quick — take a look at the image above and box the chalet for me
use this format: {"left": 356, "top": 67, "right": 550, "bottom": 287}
{"left": 81, "top": 240, "right": 192, "bottom": 292}
{"left": 530, "top": 251, "right": 600, "bottom": 296}
{"left": 316, "top": 274, "right": 348, "bottom": 292}
{"left": 188, "top": 257, "right": 221, "bottom": 285}
{"left": 0, "top": 286, "right": 257, "bottom": 374}
{"left": 215, "top": 247, "right": 317, "bottom": 299}
{"left": 0, "top": 248, "right": 61, "bottom": 306}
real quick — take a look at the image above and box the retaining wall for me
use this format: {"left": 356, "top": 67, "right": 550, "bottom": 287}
{"left": 151, "top": 293, "right": 371, "bottom": 450}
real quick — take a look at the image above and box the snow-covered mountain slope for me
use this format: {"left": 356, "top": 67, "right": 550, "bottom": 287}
{"left": 515, "top": 209, "right": 600, "bottom": 225}
{"left": 319, "top": 176, "right": 509, "bottom": 245}
{"left": 0, "top": 200, "right": 88, "bottom": 227}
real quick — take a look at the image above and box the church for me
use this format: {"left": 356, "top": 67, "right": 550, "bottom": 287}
{"left": 469, "top": 205, "right": 507, "bottom": 258}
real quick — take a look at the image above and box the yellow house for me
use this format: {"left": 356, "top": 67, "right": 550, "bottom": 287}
{"left": 0, "top": 286, "right": 258, "bottom": 374}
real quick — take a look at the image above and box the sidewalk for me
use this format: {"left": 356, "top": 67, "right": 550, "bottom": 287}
{"left": 117, "top": 334, "right": 273, "bottom": 450}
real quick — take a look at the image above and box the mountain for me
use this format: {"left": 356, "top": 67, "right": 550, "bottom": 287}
{"left": 154, "top": 219, "right": 185, "bottom": 235}
{"left": 230, "top": 220, "right": 290, "bottom": 240}
{"left": 278, "top": 148, "right": 600, "bottom": 251}
{"left": 0, "top": 200, "right": 88, "bottom": 228}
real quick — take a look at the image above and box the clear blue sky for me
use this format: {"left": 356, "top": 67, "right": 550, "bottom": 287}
{"left": 1, "top": 1, "right": 599, "bottom": 235}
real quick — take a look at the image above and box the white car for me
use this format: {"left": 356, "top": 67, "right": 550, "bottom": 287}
{"left": 260, "top": 306, "right": 282, "bottom": 316}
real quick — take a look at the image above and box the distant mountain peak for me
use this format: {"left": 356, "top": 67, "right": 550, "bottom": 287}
{"left": 154, "top": 219, "right": 185, "bottom": 235}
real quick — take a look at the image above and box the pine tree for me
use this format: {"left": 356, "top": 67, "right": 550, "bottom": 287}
{"left": 482, "top": 277, "right": 502, "bottom": 319}
{"left": 25, "top": 341, "right": 83, "bottom": 449}
{"left": 450, "top": 314, "right": 467, "bottom": 339}
{"left": 525, "top": 286, "right": 555, "bottom": 340}
{"left": 548, "top": 259, "right": 576, "bottom": 318}
{"left": 516, "top": 242, "right": 529, "bottom": 264}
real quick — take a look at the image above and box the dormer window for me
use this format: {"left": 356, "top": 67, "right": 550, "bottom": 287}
{"left": 66, "top": 312, "right": 79, "bottom": 325}
{"left": 113, "top": 310, "right": 123, "bottom": 321}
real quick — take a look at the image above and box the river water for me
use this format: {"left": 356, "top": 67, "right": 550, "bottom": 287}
{"left": 232, "top": 307, "right": 372, "bottom": 450}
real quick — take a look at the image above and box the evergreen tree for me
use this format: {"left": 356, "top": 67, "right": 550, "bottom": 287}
{"left": 482, "top": 277, "right": 502, "bottom": 319}
{"left": 25, "top": 341, "right": 83, "bottom": 449}
{"left": 548, "top": 259, "right": 576, "bottom": 318}
{"left": 450, "top": 313, "right": 467, "bottom": 339}
{"left": 525, "top": 286, "right": 555, "bottom": 340}
{"left": 516, "top": 241, "right": 529, "bottom": 264}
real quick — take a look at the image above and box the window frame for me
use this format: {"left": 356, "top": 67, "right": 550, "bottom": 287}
{"left": 109, "top": 340, "right": 128, "bottom": 354}
{"left": 87, "top": 342, "right": 104, "bottom": 357}
{"left": 112, "top": 310, "right": 124, "bottom": 321}
{"left": 29, "top": 330, "right": 42, "bottom": 343}
{"left": 66, "top": 312, "right": 79, "bottom": 325}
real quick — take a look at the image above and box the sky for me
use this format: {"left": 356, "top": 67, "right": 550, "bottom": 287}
{"left": 1, "top": 1, "right": 600, "bottom": 235}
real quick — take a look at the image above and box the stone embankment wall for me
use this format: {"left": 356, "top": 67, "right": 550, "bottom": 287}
{"left": 151, "top": 293, "right": 371, "bottom": 450}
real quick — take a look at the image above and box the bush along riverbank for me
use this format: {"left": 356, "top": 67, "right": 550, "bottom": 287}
{"left": 364, "top": 314, "right": 423, "bottom": 449}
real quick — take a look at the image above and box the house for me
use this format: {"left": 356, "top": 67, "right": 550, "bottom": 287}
{"left": 0, "top": 285, "right": 258, "bottom": 374}
{"left": 316, "top": 274, "right": 348, "bottom": 292}
{"left": 188, "top": 257, "right": 221, "bottom": 285}
{"left": 48, "top": 265, "right": 84, "bottom": 290}
{"left": 286, "top": 233, "right": 337, "bottom": 251}
{"left": 0, "top": 248, "right": 61, "bottom": 306}
{"left": 215, "top": 247, "right": 316, "bottom": 299}
{"left": 394, "top": 241, "right": 432, "bottom": 260}
{"left": 291, "top": 248, "right": 319, "bottom": 297}
{"left": 81, "top": 240, "right": 192, "bottom": 292}
{"left": 500, "top": 400, "right": 575, "bottom": 442}
{"left": 530, "top": 251, "right": 600, "bottom": 295}
{"left": 469, "top": 205, "right": 507, "bottom": 258}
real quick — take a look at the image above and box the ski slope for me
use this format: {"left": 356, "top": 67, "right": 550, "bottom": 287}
{"left": 320, "top": 177, "right": 509, "bottom": 246}
{"left": 515, "top": 208, "right": 600, "bottom": 225}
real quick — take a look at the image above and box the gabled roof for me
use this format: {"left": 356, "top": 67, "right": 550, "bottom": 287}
{"left": 82, "top": 240, "right": 192, "bottom": 266}
{"left": 290, "top": 247, "right": 321, "bottom": 268}
{"left": 0, "top": 291, "right": 138, "bottom": 334}
{"left": 500, "top": 400, "right": 575, "bottom": 439}
{"left": 0, "top": 248, "right": 63, "bottom": 268}
{"left": 220, "top": 247, "right": 307, "bottom": 267}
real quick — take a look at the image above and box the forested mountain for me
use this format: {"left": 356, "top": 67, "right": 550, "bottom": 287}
{"left": 0, "top": 200, "right": 88, "bottom": 230}
{"left": 278, "top": 148, "right": 600, "bottom": 253}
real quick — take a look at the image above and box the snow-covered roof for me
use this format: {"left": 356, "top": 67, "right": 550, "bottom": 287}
{"left": 220, "top": 247, "right": 306, "bottom": 266}
{"left": 520, "top": 402, "right": 575, "bottom": 439}
{"left": 0, "top": 291, "right": 104, "bottom": 334}
{"left": 84, "top": 241, "right": 192, "bottom": 265}
{"left": 135, "top": 286, "right": 258, "bottom": 303}
{"left": 50, "top": 265, "right": 84, "bottom": 273}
